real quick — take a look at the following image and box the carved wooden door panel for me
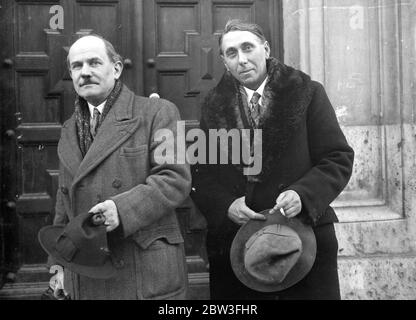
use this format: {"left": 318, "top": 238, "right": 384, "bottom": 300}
{"left": 0, "top": 0, "right": 139, "bottom": 298}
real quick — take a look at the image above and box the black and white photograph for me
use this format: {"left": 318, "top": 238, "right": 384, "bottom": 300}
{"left": 0, "top": 0, "right": 415, "bottom": 306}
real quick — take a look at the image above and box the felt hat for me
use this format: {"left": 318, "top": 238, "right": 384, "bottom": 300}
{"left": 230, "top": 210, "right": 316, "bottom": 292}
{"left": 38, "top": 212, "right": 117, "bottom": 279}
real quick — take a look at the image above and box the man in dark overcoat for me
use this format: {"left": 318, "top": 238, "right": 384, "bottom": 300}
{"left": 47, "top": 35, "right": 191, "bottom": 299}
{"left": 191, "top": 20, "right": 354, "bottom": 300}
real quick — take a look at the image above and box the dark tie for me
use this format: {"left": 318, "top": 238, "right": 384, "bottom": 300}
{"left": 90, "top": 107, "right": 101, "bottom": 138}
{"left": 249, "top": 92, "right": 261, "bottom": 127}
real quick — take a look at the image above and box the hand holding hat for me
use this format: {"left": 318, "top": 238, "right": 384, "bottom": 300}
{"left": 228, "top": 196, "right": 267, "bottom": 225}
{"left": 269, "top": 190, "right": 302, "bottom": 218}
{"left": 89, "top": 200, "right": 120, "bottom": 232}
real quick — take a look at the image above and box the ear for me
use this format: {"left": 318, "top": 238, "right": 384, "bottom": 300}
{"left": 113, "top": 61, "right": 124, "bottom": 80}
{"left": 264, "top": 41, "right": 271, "bottom": 59}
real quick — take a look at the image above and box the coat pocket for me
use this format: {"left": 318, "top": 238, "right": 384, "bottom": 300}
{"left": 116, "top": 144, "right": 149, "bottom": 187}
{"left": 120, "top": 144, "right": 148, "bottom": 157}
{"left": 132, "top": 230, "right": 187, "bottom": 299}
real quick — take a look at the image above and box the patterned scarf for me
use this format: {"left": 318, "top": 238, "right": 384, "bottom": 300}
{"left": 74, "top": 80, "right": 123, "bottom": 157}
{"left": 231, "top": 75, "right": 273, "bottom": 173}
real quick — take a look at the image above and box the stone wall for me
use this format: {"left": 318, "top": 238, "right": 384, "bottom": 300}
{"left": 283, "top": 0, "right": 416, "bottom": 299}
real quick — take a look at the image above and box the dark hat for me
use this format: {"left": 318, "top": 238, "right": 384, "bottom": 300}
{"left": 230, "top": 210, "right": 316, "bottom": 292}
{"left": 38, "top": 212, "right": 117, "bottom": 279}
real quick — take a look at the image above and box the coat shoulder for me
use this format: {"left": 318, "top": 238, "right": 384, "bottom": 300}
{"left": 132, "top": 95, "right": 181, "bottom": 120}
{"left": 62, "top": 113, "right": 76, "bottom": 129}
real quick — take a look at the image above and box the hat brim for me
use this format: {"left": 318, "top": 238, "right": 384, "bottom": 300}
{"left": 38, "top": 225, "right": 117, "bottom": 280}
{"left": 230, "top": 210, "right": 317, "bottom": 292}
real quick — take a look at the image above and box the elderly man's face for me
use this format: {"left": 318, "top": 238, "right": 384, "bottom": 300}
{"left": 221, "top": 31, "right": 270, "bottom": 90}
{"left": 68, "top": 36, "right": 122, "bottom": 106}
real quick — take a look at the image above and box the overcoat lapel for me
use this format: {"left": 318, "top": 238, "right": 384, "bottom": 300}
{"left": 58, "top": 116, "right": 83, "bottom": 178}
{"left": 70, "top": 85, "right": 141, "bottom": 190}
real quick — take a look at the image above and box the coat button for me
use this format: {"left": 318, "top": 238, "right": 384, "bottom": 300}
{"left": 114, "top": 259, "right": 125, "bottom": 269}
{"left": 112, "top": 179, "right": 122, "bottom": 189}
{"left": 60, "top": 186, "right": 68, "bottom": 195}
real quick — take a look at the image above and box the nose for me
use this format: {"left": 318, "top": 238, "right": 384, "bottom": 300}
{"left": 80, "top": 63, "right": 92, "bottom": 77}
{"left": 238, "top": 51, "right": 248, "bottom": 65}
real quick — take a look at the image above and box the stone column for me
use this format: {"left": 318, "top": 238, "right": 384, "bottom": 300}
{"left": 283, "top": 0, "right": 416, "bottom": 299}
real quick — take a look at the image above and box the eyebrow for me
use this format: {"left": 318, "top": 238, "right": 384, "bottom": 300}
{"left": 224, "top": 41, "right": 257, "bottom": 55}
{"left": 70, "top": 57, "right": 103, "bottom": 68}
{"left": 241, "top": 41, "right": 255, "bottom": 47}
{"left": 225, "top": 47, "right": 237, "bottom": 56}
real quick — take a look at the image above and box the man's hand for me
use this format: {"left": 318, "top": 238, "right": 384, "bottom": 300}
{"left": 228, "top": 197, "right": 266, "bottom": 225}
{"left": 89, "top": 200, "right": 120, "bottom": 232}
{"left": 269, "top": 190, "right": 302, "bottom": 218}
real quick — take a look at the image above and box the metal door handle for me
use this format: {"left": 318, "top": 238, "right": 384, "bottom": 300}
{"left": 3, "top": 58, "right": 13, "bottom": 68}
{"left": 6, "top": 201, "right": 16, "bottom": 209}
{"left": 146, "top": 58, "right": 156, "bottom": 68}
{"left": 123, "top": 58, "right": 133, "bottom": 69}
{"left": 5, "top": 130, "right": 16, "bottom": 138}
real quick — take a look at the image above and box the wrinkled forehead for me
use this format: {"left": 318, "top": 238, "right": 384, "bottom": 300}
{"left": 68, "top": 36, "right": 108, "bottom": 62}
{"left": 221, "top": 30, "right": 264, "bottom": 51}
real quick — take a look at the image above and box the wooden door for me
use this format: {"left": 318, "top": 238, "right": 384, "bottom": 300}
{"left": 142, "top": 0, "right": 283, "bottom": 299}
{"left": 0, "top": 0, "right": 140, "bottom": 299}
{"left": 0, "top": 0, "right": 283, "bottom": 299}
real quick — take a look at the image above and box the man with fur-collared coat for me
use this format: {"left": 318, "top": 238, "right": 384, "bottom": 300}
{"left": 191, "top": 20, "right": 354, "bottom": 300}
{"left": 48, "top": 35, "right": 191, "bottom": 300}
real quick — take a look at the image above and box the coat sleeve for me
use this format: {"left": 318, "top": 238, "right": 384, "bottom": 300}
{"left": 53, "top": 167, "right": 69, "bottom": 226}
{"left": 190, "top": 116, "right": 239, "bottom": 235}
{"left": 289, "top": 82, "right": 354, "bottom": 225}
{"left": 47, "top": 164, "right": 69, "bottom": 268}
{"left": 111, "top": 100, "right": 192, "bottom": 238}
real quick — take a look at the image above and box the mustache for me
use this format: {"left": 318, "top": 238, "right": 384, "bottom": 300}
{"left": 79, "top": 79, "right": 98, "bottom": 87}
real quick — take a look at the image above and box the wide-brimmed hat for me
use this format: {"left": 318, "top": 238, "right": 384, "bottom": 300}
{"left": 38, "top": 212, "right": 117, "bottom": 279}
{"left": 230, "top": 210, "right": 316, "bottom": 292}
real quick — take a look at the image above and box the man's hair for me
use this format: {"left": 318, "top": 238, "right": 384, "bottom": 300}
{"left": 67, "top": 34, "right": 123, "bottom": 69}
{"left": 218, "top": 20, "right": 267, "bottom": 55}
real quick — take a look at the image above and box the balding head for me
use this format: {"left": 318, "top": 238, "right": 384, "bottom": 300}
{"left": 67, "top": 35, "right": 123, "bottom": 106}
{"left": 67, "top": 35, "right": 123, "bottom": 68}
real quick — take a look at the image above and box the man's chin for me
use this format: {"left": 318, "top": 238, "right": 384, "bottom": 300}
{"left": 78, "top": 87, "right": 98, "bottom": 98}
{"left": 239, "top": 78, "right": 257, "bottom": 89}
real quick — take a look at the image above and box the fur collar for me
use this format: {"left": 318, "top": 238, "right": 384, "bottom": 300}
{"left": 202, "top": 58, "right": 315, "bottom": 180}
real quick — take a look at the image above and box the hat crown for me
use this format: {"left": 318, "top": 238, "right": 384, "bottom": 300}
{"left": 55, "top": 212, "right": 110, "bottom": 266}
{"left": 230, "top": 211, "right": 316, "bottom": 292}
{"left": 38, "top": 212, "right": 117, "bottom": 279}
{"left": 244, "top": 224, "right": 302, "bottom": 284}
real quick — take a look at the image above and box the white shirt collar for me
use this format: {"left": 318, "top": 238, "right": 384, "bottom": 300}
{"left": 243, "top": 76, "right": 268, "bottom": 107}
{"left": 87, "top": 101, "right": 106, "bottom": 118}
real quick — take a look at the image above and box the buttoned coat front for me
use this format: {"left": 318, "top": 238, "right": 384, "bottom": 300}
{"left": 52, "top": 85, "right": 191, "bottom": 300}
